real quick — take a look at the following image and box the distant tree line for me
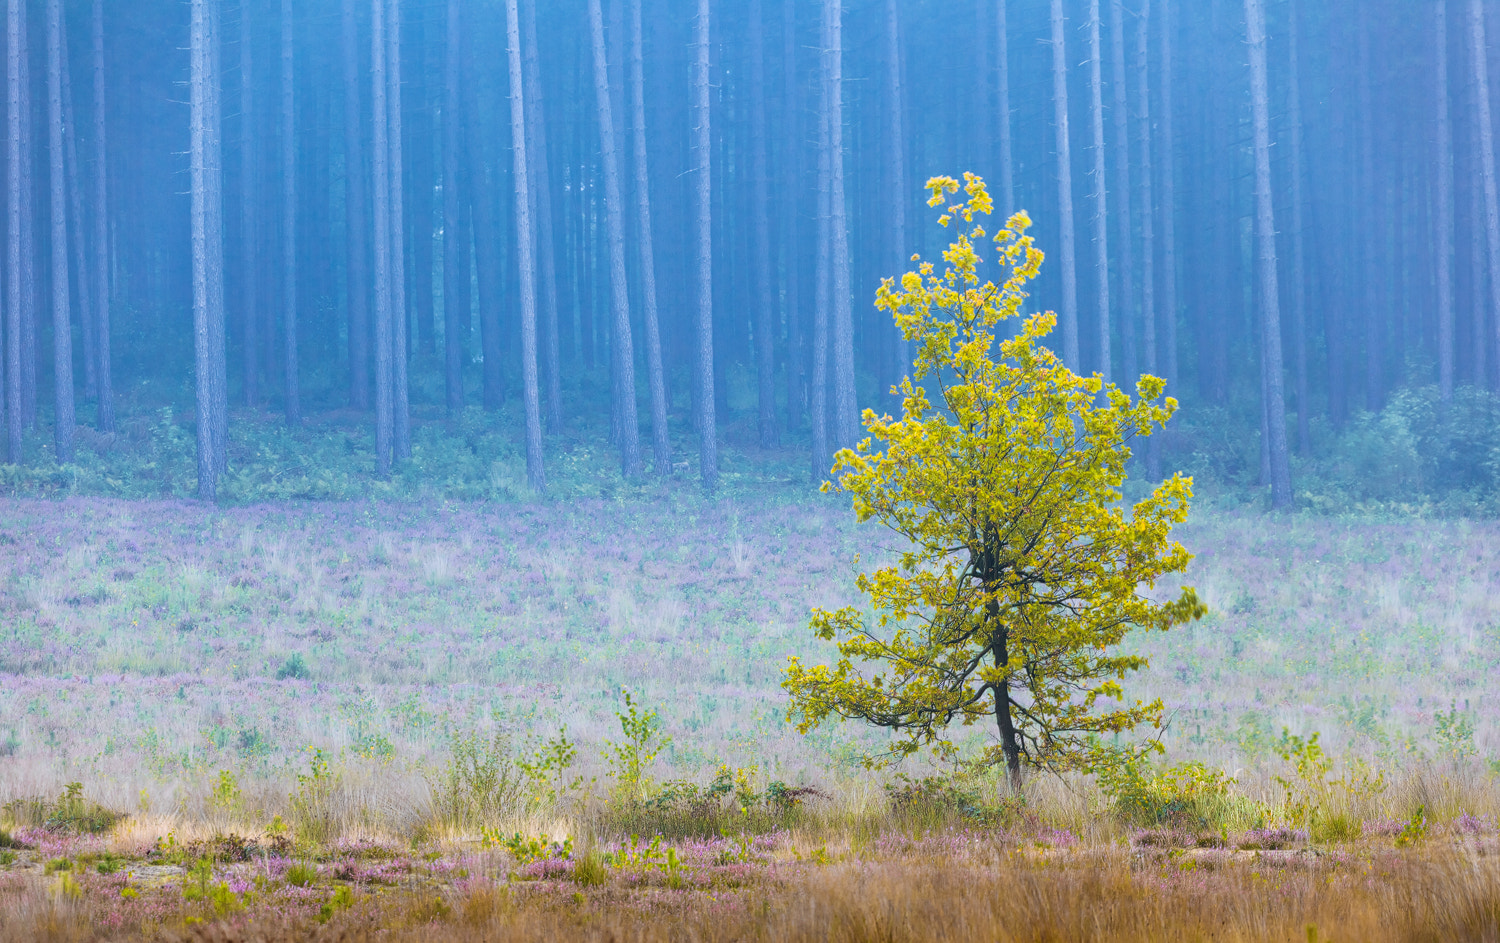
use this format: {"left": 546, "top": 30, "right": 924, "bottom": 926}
{"left": 0, "top": 0, "right": 1483, "bottom": 507}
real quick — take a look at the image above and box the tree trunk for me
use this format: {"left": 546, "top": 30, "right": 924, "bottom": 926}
{"left": 371, "top": 0, "right": 393, "bottom": 475}
{"left": 91, "top": 0, "right": 112, "bottom": 431}
{"left": 1438, "top": 0, "right": 1455, "bottom": 402}
{"left": 628, "top": 0, "right": 669, "bottom": 475}
{"left": 442, "top": 0, "right": 466, "bottom": 418}
{"left": 1136, "top": 0, "right": 1160, "bottom": 479}
{"left": 995, "top": 0, "right": 1014, "bottom": 220}
{"left": 749, "top": 0, "right": 776, "bottom": 449}
{"left": 387, "top": 0, "right": 410, "bottom": 460}
{"left": 1087, "top": 0, "right": 1111, "bottom": 384}
{"left": 1245, "top": 0, "right": 1292, "bottom": 510}
{"left": 1050, "top": 0, "right": 1080, "bottom": 369}
{"left": 237, "top": 0, "right": 257, "bottom": 411}
{"left": 6, "top": 0, "right": 23, "bottom": 461}
{"left": 1471, "top": 0, "right": 1500, "bottom": 391}
{"left": 191, "top": 0, "right": 215, "bottom": 497}
{"left": 1109, "top": 0, "right": 1136, "bottom": 387}
{"left": 45, "top": 0, "right": 73, "bottom": 462}
{"left": 61, "top": 30, "right": 94, "bottom": 406}
{"left": 280, "top": 0, "right": 299, "bottom": 425}
{"left": 1158, "top": 0, "right": 1178, "bottom": 390}
{"left": 587, "top": 0, "right": 640, "bottom": 477}
{"left": 781, "top": 0, "right": 802, "bottom": 435}
{"left": 884, "top": 0, "right": 908, "bottom": 405}
{"left": 341, "top": 0, "right": 370, "bottom": 411}
{"left": 520, "top": 0, "right": 561, "bottom": 432}
{"left": 1287, "top": 0, "right": 1310, "bottom": 448}
{"left": 692, "top": 0, "right": 717, "bottom": 490}
{"left": 505, "top": 0, "right": 544, "bottom": 491}
{"left": 824, "top": 0, "right": 856, "bottom": 449}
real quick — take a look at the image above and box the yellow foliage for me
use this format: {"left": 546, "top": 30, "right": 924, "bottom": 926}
{"left": 783, "top": 174, "right": 1205, "bottom": 786}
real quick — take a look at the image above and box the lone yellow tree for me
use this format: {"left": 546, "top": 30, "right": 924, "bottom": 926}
{"left": 783, "top": 175, "right": 1204, "bottom": 791}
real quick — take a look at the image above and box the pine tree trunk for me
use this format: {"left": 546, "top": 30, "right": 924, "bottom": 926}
{"left": 521, "top": 0, "right": 561, "bottom": 432}
{"left": 46, "top": 0, "right": 73, "bottom": 462}
{"left": 824, "top": 0, "right": 856, "bottom": 448}
{"left": 341, "top": 0, "right": 371, "bottom": 411}
{"left": 387, "top": 0, "right": 410, "bottom": 460}
{"left": 1470, "top": 0, "right": 1500, "bottom": 391}
{"left": 781, "top": 0, "right": 802, "bottom": 435}
{"left": 6, "top": 0, "right": 23, "bottom": 462}
{"left": 587, "top": 0, "right": 640, "bottom": 477}
{"left": 1087, "top": 0, "right": 1111, "bottom": 384}
{"left": 1136, "top": 0, "right": 1160, "bottom": 479}
{"left": 91, "top": 0, "right": 112, "bottom": 431}
{"left": 236, "top": 0, "right": 256, "bottom": 411}
{"left": 692, "top": 0, "right": 717, "bottom": 490}
{"left": 1051, "top": 0, "right": 1080, "bottom": 369}
{"left": 628, "top": 0, "right": 669, "bottom": 475}
{"left": 1109, "top": 0, "right": 1136, "bottom": 387}
{"left": 995, "top": 0, "right": 1014, "bottom": 220}
{"left": 505, "top": 0, "right": 544, "bottom": 491}
{"left": 191, "top": 0, "right": 215, "bottom": 497}
{"left": 206, "top": 0, "right": 227, "bottom": 474}
{"left": 371, "top": 0, "right": 393, "bottom": 475}
{"left": 749, "top": 0, "right": 776, "bottom": 449}
{"left": 61, "top": 31, "right": 94, "bottom": 405}
{"left": 442, "top": 0, "right": 466, "bottom": 418}
{"left": 885, "top": 0, "right": 908, "bottom": 404}
{"left": 280, "top": 0, "right": 299, "bottom": 425}
{"left": 1287, "top": 0, "right": 1310, "bottom": 447}
{"left": 1158, "top": 0, "right": 1179, "bottom": 390}
{"left": 1438, "top": 0, "right": 1455, "bottom": 401}
{"left": 1245, "top": 0, "right": 1292, "bottom": 509}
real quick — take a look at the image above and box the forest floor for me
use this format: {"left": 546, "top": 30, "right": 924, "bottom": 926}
{"left": 1, "top": 492, "right": 1499, "bottom": 939}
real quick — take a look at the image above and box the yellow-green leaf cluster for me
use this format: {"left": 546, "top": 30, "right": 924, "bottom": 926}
{"left": 784, "top": 173, "right": 1205, "bottom": 782}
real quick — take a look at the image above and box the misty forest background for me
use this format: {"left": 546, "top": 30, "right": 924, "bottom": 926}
{"left": 0, "top": 0, "right": 1493, "bottom": 511}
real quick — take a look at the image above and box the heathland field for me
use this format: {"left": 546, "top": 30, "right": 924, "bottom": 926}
{"left": 2, "top": 494, "right": 1499, "bottom": 940}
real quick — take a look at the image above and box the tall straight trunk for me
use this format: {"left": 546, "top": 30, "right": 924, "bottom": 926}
{"left": 45, "top": 0, "right": 73, "bottom": 461}
{"left": 1245, "top": 0, "right": 1292, "bottom": 509}
{"left": 371, "top": 0, "right": 393, "bottom": 475}
{"left": 206, "top": 0, "right": 227, "bottom": 473}
{"left": 342, "top": 0, "right": 370, "bottom": 410}
{"left": 1136, "top": 0, "right": 1159, "bottom": 478}
{"left": 521, "top": 0, "right": 561, "bottom": 432}
{"left": 628, "top": 0, "right": 669, "bottom": 474}
{"left": 692, "top": 0, "right": 716, "bottom": 490}
{"left": 749, "top": 0, "right": 776, "bottom": 449}
{"left": 1158, "top": 0, "right": 1178, "bottom": 389}
{"left": 505, "top": 0, "right": 543, "bottom": 490}
{"left": 6, "top": 0, "right": 23, "bottom": 461}
{"left": 61, "top": 33, "right": 93, "bottom": 405}
{"left": 191, "top": 0, "right": 215, "bottom": 497}
{"left": 1470, "top": 0, "right": 1500, "bottom": 390}
{"left": 884, "top": 0, "right": 908, "bottom": 400}
{"left": 387, "top": 0, "right": 410, "bottom": 459}
{"left": 237, "top": 0, "right": 257, "bottom": 411}
{"left": 587, "top": 0, "right": 640, "bottom": 477}
{"left": 995, "top": 0, "right": 1014, "bottom": 220}
{"left": 1287, "top": 0, "right": 1310, "bottom": 447}
{"left": 1050, "top": 0, "right": 1080, "bottom": 369}
{"left": 811, "top": 34, "right": 830, "bottom": 482}
{"left": 1087, "top": 0, "right": 1111, "bottom": 383}
{"left": 1438, "top": 0, "right": 1455, "bottom": 401}
{"left": 279, "top": 0, "right": 299, "bottom": 425}
{"left": 92, "top": 0, "right": 112, "bottom": 431}
{"left": 824, "top": 0, "right": 856, "bottom": 448}
{"left": 781, "top": 0, "right": 802, "bottom": 434}
{"left": 1109, "top": 0, "right": 1136, "bottom": 386}
{"left": 442, "top": 0, "right": 465, "bottom": 417}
